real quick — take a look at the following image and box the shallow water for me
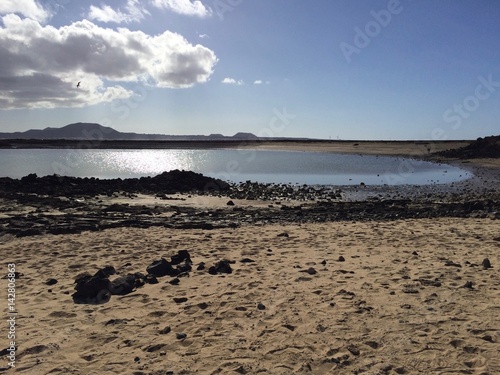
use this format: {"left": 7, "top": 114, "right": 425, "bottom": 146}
{"left": 0, "top": 148, "right": 472, "bottom": 185}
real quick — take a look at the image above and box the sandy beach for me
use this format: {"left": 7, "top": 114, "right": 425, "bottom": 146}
{"left": 1, "top": 139, "right": 499, "bottom": 374}
{"left": 1, "top": 218, "right": 499, "bottom": 374}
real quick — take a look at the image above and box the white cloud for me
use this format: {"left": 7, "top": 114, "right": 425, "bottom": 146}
{"left": 88, "top": 0, "right": 149, "bottom": 24}
{"left": 199, "top": 33, "right": 209, "bottom": 39}
{"left": 253, "top": 80, "right": 262, "bottom": 85}
{"left": 0, "top": 14, "right": 217, "bottom": 109}
{"left": 222, "top": 77, "right": 244, "bottom": 85}
{"left": 151, "top": 0, "right": 212, "bottom": 17}
{"left": 0, "top": 0, "right": 50, "bottom": 23}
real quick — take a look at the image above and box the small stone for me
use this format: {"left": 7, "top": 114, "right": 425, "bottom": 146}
{"left": 45, "top": 278, "right": 58, "bottom": 286}
{"left": 463, "top": 281, "right": 473, "bottom": 289}
{"left": 227, "top": 200, "right": 235, "bottom": 206}
{"left": 338, "top": 256, "right": 345, "bottom": 262}
{"left": 347, "top": 345, "right": 360, "bottom": 356}
{"left": 159, "top": 326, "right": 171, "bottom": 334}
{"left": 173, "top": 297, "right": 188, "bottom": 304}
{"left": 321, "top": 260, "right": 327, "bottom": 265}
{"left": 144, "top": 274, "right": 159, "bottom": 284}
{"left": 482, "top": 258, "right": 492, "bottom": 269}
{"left": 412, "top": 251, "right": 418, "bottom": 256}
{"left": 301, "top": 267, "right": 317, "bottom": 275}
{"left": 208, "top": 260, "right": 232, "bottom": 275}
{"left": 277, "top": 232, "right": 289, "bottom": 237}
{"left": 176, "top": 332, "right": 187, "bottom": 340}
{"left": 169, "top": 278, "right": 180, "bottom": 285}
{"left": 197, "top": 262, "right": 206, "bottom": 271}
{"left": 257, "top": 303, "right": 266, "bottom": 310}
{"left": 134, "top": 356, "right": 140, "bottom": 362}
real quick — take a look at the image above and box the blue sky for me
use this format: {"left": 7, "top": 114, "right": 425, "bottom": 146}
{"left": 0, "top": 0, "right": 499, "bottom": 140}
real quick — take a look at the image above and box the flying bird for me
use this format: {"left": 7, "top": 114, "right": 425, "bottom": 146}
{"left": 76, "top": 81, "right": 81, "bottom": 88}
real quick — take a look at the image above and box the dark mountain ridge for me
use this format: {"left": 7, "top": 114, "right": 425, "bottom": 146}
{"left": 0, "top": 123, "right": 280, "bottom": 141}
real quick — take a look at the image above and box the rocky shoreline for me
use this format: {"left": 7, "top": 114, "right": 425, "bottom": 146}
{"left": 0, "top": 166, "right": 498, "bottom": 238}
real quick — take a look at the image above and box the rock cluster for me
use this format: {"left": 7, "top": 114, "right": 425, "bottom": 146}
{"left": 0, "top": 170, "right": 230, "bottom": 197}
{"left": 72, "top": 250, "right": 237, "bottom": 304}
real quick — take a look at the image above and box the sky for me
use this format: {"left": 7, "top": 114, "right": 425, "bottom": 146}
{"left": 0, "top": 0, "right": 499, "bottom": 140}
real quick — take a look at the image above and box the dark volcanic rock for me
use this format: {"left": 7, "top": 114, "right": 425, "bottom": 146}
{"left": 144, "top": 274, "right": 159, "bottom": 284}
{"left": 72, "top": 274, "right": 112, "bottom": 304}
{"left": 45, "top": 278, "right": 58, "bottom": 285}
{"left": 208, "top": 260, "right": 233, "bottom": 275}
{"left": 109, "top": 274, "right": 137, "bottom": 295}
{"left": 94, "top": 265, "right": 116, "bottom": 278}
{"left": 146, "top": 258, "right": 178, "bottom": 277}
{"left": 0, "top": 170, "right": 230, "bottom": 198}
{"left": 482, "top": 258, "right": 492, "bottom": 269}
{"left": 170, "top": 250, "right": 192, "bottom": 265}
{"left": 300, "top": 267, "right": 317, "bottom": 275}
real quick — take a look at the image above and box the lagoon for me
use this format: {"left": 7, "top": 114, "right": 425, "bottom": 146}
{"left": 0, "top": 148, "right": 472, "bottom": 185}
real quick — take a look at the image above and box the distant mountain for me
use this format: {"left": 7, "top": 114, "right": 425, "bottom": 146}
{"left": 0, "top": 123, "right": 267, "bottom": 141}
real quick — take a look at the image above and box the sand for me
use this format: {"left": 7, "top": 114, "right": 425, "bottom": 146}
{"left": 1, "top": 217, "right": 499, "bottom": 374}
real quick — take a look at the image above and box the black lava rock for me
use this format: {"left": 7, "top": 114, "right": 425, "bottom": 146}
{"left": 45, "top": 278, "right": 58, "bottom": 286}
{"left": 208, "top": 260, "right": 233, "bottom": 275}
{"left": 109, "top": 274, "right": 137, "bottom": 295}
{"left": 72, "top": 274, "right": 112, "bottom": 304}
{"left": 170, "top": 250, "right": 192, "bottom": 265}
{"left": 146, "top": 258, "right": 178, "bottom": 277}
{"left": 482, "top": 258, "right": 492, "bottom": 269}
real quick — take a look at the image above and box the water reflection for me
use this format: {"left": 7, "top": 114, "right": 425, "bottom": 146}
{"left": 0, "top": 148, "right": 472, "bottom": 185}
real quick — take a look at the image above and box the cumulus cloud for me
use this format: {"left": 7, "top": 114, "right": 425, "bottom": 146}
{"left": 0, "top": 14, "right": 217, "bottom": 109}
{"left": 151, "top": 0, "right": 212, "bottom": 17}
{"left": 0, "top": 0, "right": 51, "bottom": 23}
{"left": 222, "top": 77, "right": 244, "bottom": 85}
{"left": 88, "top": 0, "right": 149, "bottom": 24}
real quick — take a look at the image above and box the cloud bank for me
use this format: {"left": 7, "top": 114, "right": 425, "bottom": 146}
{"left": 151, "top": 0, "right": 212, "bottom": 18}
{"left": 0, "top": 14, "right": 217, "bottom": 109}
{"left": 88, "top": 0, "right": 149, "bottom": 24}
{"left": 0, "top": 0, "right": 50, "bottom": 23}
{"left": 89, "top": 0, "right": 212, "bottom": 23}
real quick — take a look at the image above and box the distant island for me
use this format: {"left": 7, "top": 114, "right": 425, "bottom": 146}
{"left": 0, "top": 122, "right": 292, "bottom": 141}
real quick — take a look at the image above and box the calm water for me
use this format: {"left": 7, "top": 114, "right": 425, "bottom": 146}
{"left": 0, "top": 149, "right": 472, "bottom": 185}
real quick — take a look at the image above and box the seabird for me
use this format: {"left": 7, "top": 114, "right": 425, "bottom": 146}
{"left": 76, "top": 81, "right": 81, "bottom": 88}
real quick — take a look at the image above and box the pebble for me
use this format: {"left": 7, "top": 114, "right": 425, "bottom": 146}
{"left": 482, "top": 258, "right": 492, "bottom": 269}
{"left": 300, "top": 267, "right": 317, "bottom": 275}
{"left": 257, "top": 303, "right": 266, "bottom": 310}
{"left": 176, "top": 332, "right": 187, "bottom": 340}
{"left": 159, "top": 326, "right": 171, "bottom": 335}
